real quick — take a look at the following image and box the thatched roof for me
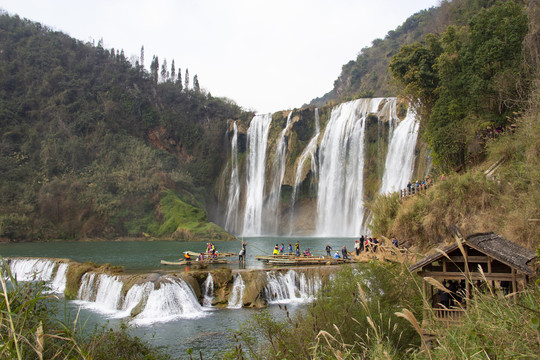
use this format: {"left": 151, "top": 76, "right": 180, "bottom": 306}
{"left": 409, "top": 232, "right": 537, "bottom": 275}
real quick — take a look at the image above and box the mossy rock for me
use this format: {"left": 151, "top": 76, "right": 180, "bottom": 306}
{"left": 240, "top": 270, "right": 268, "bottom": 308}
{"left": 64, "top": 261, "right": 100, "bottom": 300}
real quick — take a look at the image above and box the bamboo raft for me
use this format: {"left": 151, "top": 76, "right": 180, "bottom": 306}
{"left": 255, "top": 255, "right": 354, "bottom": 266}
{"left": 160, "top": 258, "right": 231, "bottom": 266}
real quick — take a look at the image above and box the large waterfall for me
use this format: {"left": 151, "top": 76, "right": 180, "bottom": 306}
{"left": 380, "top": 107, "right": 420, "bottom": 194}
{"left": 266, "top": 112, "right": 294, "bottom": 234}
{"left": 221, "top": 97, "right": 420, "bottom": 237}
{"left": 317, "top": 98, "right": 382, "bottom": 236}
{"left": 242, "top": 114, "right": 272, "bottom": 235}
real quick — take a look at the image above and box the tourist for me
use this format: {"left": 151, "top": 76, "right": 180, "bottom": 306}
{"left": 334, "top": 251, "right": 340, "bottom": 259}
{"left": 273, "top": 244, "right": 279, "bottom": 256}
{"left": 325, "top": 244, "right": 332, "bottom": 256}
{"left": 392, "top": 237, "right": 398, "bottom": 247}
{"left": 239, "top": 248, "right": 245, "bottom": 263}
{"left": 279, "top": 243, "right": 284, "bottom": 254}
{"left": 360, "top": 235, "right": 365, "bottom": 252}
{"left": 198, "top": 253, "right": 204, "bottom": 261}
{"left": 242, "top": 241, "right": 247, "bottom": 256}
{"left": 184, "top": 252, "right": 191, "bottom": 261}
{"left": 354, "top": 240, "right": 360, "bottom": 256}
{"left": 342, "top": 245, "right": 349, "bottom": 259}
{"left": 288, "top": 243, "right": 293, "bottom": 255}
{"left": 372, "top": 238, "right": 379, "bottom": 252}
{"left": 295, "top": 241, "right": 300, "bottom": 257}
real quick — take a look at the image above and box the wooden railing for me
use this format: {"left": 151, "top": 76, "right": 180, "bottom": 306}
{"left": 432, "top": 308, "right": 465, "bottom": 325}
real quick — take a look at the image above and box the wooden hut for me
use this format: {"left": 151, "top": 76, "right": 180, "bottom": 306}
{"left": 409, "top": 232, "right": 537, "bottom": 324}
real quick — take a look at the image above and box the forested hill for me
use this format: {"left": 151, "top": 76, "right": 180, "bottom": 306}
{"left": 310, "top": 0, "right": 518, "bottom": 106}
{"left": 0, "top": 12, "right": 251, "bottom": 241}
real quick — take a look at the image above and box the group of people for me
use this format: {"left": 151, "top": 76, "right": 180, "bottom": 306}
{"left": 272, "top": 242, "right": 304, "bottom": 257}
{"left": 400, "top": 178, "right": 432, "bottom": 198}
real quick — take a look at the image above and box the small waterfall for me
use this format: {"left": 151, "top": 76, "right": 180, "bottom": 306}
{"left": 133, "top": 277, "right": 205, "bottom": 324}
{"left": 8, "top": 258, "right": 56, "bottom": 282}
{"left": 202, "top": 273, "right": 214, "bottom": 308}
{"left": 224, "top": 121, "right": 241, "bottom": 234}
{"left": 227, "top": 274, "right": 245, "bottom": 309}
{"left": 264, "top": 270, "right": 321, "bottom": 304}
{"left": 76, "top": 273, "right": 124, "bottom": 314}
{"left": 380, "top": 106, "right": 420, "bottom": 194}
{"left": 49, "top": 263, "right": 69, "bottom": 293}
{"left": 242, "top": 114, "right": 272, "bottom": 235}
{"left": 76, "top": 273, "right": 205, "bottom": 323}
{"left": 316, "top": 98, "right": 384, "bottom": 236}
{"left": 266, "top": 112, "right": 294, "bottom": 234}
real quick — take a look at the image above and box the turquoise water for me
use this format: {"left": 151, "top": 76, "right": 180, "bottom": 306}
{"left": 0, "top": 236, "right": 358, "bottom": 271}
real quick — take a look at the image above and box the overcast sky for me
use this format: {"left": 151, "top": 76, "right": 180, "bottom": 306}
{"left": 0, "top": 0, "right": 440, "bottom": 113}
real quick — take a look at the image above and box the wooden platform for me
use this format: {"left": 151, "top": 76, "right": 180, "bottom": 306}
{"left": 255, "top": 255, "right": 354, "bottom": 266}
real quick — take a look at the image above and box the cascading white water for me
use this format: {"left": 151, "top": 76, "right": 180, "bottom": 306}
{"left": 8, "top": 258, "right": 56, "bottom": 282}
{"left": 265, "top": 112, "right": 294, "bottom": 234}
{"left": 242, "top": 114, "right": 272, "bottom": 235}
{"left": 76, "top": 273, "right": 124, "bottom": 314}
{"left": 379, "top": 106, "right": 420, "bottom": 194}
{"left": 76, "top": 273, "right": 206, "bottom": 323}
{"left": 316, "top": 98, "right": 384, "bottom": 236}
{"left": 224, "top": 121, "right": 241, "bottom": 234}
{"left": 49, "top": 263, "right": 69, "bottom": 293}
{"left": 202, "top": 273, "right": 214, "bottom": 308}
{"left": 264, "top": 270, "right": 321, "bottom": 304}
{"left": 133, "top": 277, "right": 205, "bottom": 325}
{"left": 227, "top": 274, "right": 245, "bottom": 309}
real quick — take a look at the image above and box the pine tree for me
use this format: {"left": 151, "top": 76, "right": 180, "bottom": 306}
{"left": 140, "top": 45, "right": 145, "bottom": 68}
{"left": 161, "top": 58, "right": 168, "bottom": 82}
{"left": 177, "top": 68, "right": 183, "bottom": 90}
{"left": 170, "top": 60, "right": 176, "bottom": 81}
{"left": 150, "top": 55, "right": 159, "bottom": 84}
{"left": 193, "top": 74, "right": 200, "bottom": 92}
{"left": 184, "top": 68, "right": 190, "bottom": 90}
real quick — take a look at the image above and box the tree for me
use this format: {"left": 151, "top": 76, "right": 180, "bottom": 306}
{"left": 150, "top": 55, "right": 159, "bottom": 84}
{"left": 140, "top": 45, "right": 144, "bottom": 69}
{"left": 170, "top": 59, "right": 176, "bottom": 81}
{"left": 184, "top": 68, "right": 189, "bottom": 90}
{"left": 161, "top": 58, "right": 169, "bottom": 82}
{"left": 176, "top": 68, "right": 183, "bottom": 90}
{"left": 193, "top": 74, "right": 200, "bottom": 92}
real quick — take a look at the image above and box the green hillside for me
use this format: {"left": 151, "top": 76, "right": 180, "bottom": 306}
{"left": 0, "top": 12, "right": 250, "bottom": 241}
{"left": 368, "top": 0, "right": 540, "bottom": 250}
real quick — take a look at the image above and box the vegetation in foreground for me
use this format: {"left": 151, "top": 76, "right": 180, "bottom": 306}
{"left": 221, "top": 262, "right": 540, "bottom": 360}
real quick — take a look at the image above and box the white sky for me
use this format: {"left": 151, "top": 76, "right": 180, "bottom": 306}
{"left": 0, "top": 0, "right": 440, "bottom": 113}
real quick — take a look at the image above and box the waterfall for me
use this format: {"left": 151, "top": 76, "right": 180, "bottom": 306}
{"left": 380, "top": 106, "right": 420, "bottom": 194}
{"left": 224, "top": 121, "right": 241, "bottom": 234}
{"left": 133, "top": 277, "right": 205, "bottom": 325}
{"left": 8, "top": 258, "right": 56, "bottom": 282}
{"left": 202, "top": 273, "right": 214, "bottom": 308}
{"left": 264, "top": 270, "right": 321, "bottom": 304}
{"left": 75, "top": 273, "right": 205, "bottom": 323}
{"left": 227, "top": 274, "right": 245, "bottom": 309}
{"left": 76, "top": 273, "right": 124, "bottom": 314}
{"left": 316, "top": 98, "right": 384, "bottom": 236}
{"left": 265, "top": 112, "right": 294, "bottom": 234}
{"left": 49, "top": 263, "right": 69, "bottom": 293}
{"left": 242, "top": 114, "right": 272, "bottom": 235}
